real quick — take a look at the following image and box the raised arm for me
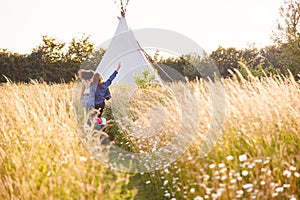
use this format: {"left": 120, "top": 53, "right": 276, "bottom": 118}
{"left": 116, "top": 61, "right": 122, "bottom": 72}
{"left": 104, "top": 62, "right": 122, "bottom": 86}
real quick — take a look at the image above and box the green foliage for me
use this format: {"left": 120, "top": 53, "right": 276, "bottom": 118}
{"left": 210, "top": 46, "right": 241, "bottom": 77}
{"left": 0, "top": 35, "right": 94, "bottom": 83}
{"left": 273, "top": 0, "right": 300, "bottom": 79}
{"left": 65, "top": 35, "right": 94, "bottom": 64}
{"left": 80, "top": 48, "right": 106, "bottom": 71}
{"left": 133, "top": 66, "right": 160, "bottom": 89}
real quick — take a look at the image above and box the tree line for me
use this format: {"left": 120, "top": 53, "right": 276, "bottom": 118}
{"left": 0, "top": 0, "right": 299, "bottom": 83}
{"left": 0, "top": 35, "right": 94, "bottom": 83}
{"left": 155, "top": 0, "right": 300, "bottom": 81}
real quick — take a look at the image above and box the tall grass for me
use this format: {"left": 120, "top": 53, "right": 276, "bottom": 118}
{"left": 0, "top": 71, "right": 299, "bottom": 199}
{"left": 157, "top": 72, "right": 300, "bottom": 200}
{"left": 0, "top": 81, "right": 135, "bottom": 199}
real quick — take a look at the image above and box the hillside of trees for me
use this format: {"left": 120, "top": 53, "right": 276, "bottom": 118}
{"left": 0, "top": 0, "right": 299, "bottom": 83}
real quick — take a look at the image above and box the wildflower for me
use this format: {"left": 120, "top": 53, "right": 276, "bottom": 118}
{"left": 209, "top": 164, "right": 216, "bottom": 169}
{"left": 226, "top": 155, "right": 234, "bottom": 161}
{"left": 242, "top": 170, "right": 249, "bottom": 176}
{"left": 164, "top": 193, "right": 170, "bottom": 198}
{"left": 283, "top": 184, "right": 290, "bottom": 188}
{"left": 220, "top": 168, "right": 227, "bottom": 173}
{"left": 289, "top": 195, "right": 296, "bottom": 200}
{"left": 272, "top": 193, "right": 278, "bottom": 197}
{"left": 254, "top": 159, "right": 262, "bottom": 163}
{"left": 230, "top": 179, "right": 237, "bottom": 184}
{"left": 163, "top": 180, "right": 168, "bottom": 186}
{"left": 294, "top": 172, "right": 300, "bottom": 178}
{"left": 203, "top": 174, "right": 210, "bottom": 180}
{"left": 242, "top": 183, "right": 253, "bottom": 189}
{"left": 212, "top": 193, "right": 218, "bottom": 200}
{"left": 275, "top": 187, "right": 284, "bottom": 193}
{"left": 283, "top": 170, "right": 291, "bottom": 178}
{"left": 218, "top": 163, "right": 225, "bottom": 168}
{"left": 247, "top": 163, "right": 255, "bottom": 169}
{"left": 218, "top": 188, "right": 225, "bottom": 194}
{"left": 270, "top": 182, "right": 275, "bottom": 187}
{"left": 190, "top": 188, "right": 195, "bottom": 193}
{"left": 261, "top": 168, "right": 267, "bottom": 172}
{"left": 145, "top": 180, "right": 151, "bottom": 184}
{"left": 194, "top": 196, "right": 203, "bottom": 200}
{"left": 263, "top": 160, "right": 270, "bottom": 165}
{"left": 234, "top": 172, "right": 241, "bottom": 177}
{"left": 239, "top": 154, "right": 247, "bottom": 162}
{"left": 236, "top": 190, "right": 244, "bottom": 196}
{"left": 206, "top": 188, "right": 212, "bottom": 195}
{"left": 260, "top": 180, "right": 266, "bottom": 185}
{"left": 79, "top": 156, "right": 87, "bottom": 162}
{"left": 289, "top": 166, "right": 296, "bottom": 171}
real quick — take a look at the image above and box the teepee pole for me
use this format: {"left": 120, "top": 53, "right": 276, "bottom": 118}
{"left": 120, "top": 0, "right": 129, "bottom": 16}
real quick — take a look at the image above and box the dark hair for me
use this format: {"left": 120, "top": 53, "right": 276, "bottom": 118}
{"left": 78, "top": 69, "right": 94, "bottom": 80}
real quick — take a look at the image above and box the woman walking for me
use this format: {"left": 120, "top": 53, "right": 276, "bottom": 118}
{"left": 95, "top": 62, "right": 122, "bottom": 116}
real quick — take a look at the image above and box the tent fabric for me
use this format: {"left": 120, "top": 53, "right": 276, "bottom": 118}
{"left": 95, "top": 16, "right": 163, "bottom": 86}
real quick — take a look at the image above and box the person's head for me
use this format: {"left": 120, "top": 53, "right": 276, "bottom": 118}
{"left": 97, "top": 73, "right": 104, "bottom": 86}
{"left": 78, "top": 69, "right": 94, "bottom": 80}
{"left": 91, "top": 72, "right": 101, "bottom": 85}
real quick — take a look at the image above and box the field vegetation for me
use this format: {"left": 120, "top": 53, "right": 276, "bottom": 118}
{"left": 0, "top": 70, "right": 299, "bottom": 199}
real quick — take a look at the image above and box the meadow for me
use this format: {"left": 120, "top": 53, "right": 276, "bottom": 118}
{"left": 0, "top": 71, "right": 299, "bottom": 199}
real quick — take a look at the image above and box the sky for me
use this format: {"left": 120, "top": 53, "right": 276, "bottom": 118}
{"left": 0, "top": 0, "right": 284, "bottom": 54}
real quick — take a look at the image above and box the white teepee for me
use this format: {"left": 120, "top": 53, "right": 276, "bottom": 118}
{"left": 95, "top": 13, "right": 162, "bottom": 86}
